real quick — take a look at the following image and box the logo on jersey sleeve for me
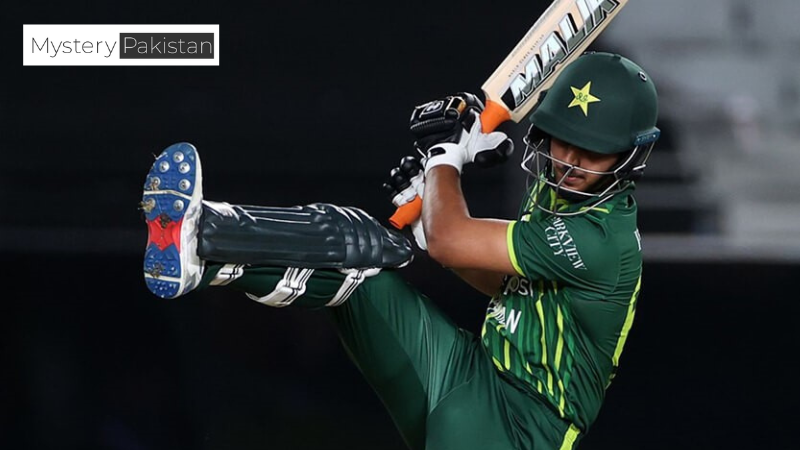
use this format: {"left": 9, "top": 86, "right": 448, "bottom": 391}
{"left": 545, "top": 217, "right": 587, "bottom": 270}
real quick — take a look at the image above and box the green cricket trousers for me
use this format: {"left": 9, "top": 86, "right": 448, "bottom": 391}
{"left": 200, "top": 265, "right": 578, "bottom": 450}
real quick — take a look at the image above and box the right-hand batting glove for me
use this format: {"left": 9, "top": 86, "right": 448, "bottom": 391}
{"left": 383, "top": 155, "right": 427, "bottom": 251}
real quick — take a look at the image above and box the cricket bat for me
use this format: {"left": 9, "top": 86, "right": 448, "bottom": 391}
{"left": 390, "top": 0, "right": 629, "bottom": 229}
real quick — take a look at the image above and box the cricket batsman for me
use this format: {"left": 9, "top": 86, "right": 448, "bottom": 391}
{"left": 140, "top": 52, "right": 660, "bottom": 449}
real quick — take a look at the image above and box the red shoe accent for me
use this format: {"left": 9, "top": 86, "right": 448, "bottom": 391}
{"left": 146, "top": 215, "right": 184, "bottom": 251}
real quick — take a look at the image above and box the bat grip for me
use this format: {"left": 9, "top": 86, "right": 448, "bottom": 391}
{"left": 479, "top": 99, "right": 512, "bottom": 132}
{"left": 388, "top": 196, "right": 423, "bottom": 229}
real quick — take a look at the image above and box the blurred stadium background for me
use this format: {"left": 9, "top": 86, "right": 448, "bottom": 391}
{"left": 4, "top": 1, "right": 799, "bottom": 449}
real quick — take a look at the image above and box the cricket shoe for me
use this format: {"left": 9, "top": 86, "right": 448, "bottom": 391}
{"left": 140, "top": 142, "right": 205, "bottom": 298}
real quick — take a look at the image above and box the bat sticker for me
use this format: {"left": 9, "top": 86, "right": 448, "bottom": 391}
{"left": 501, "top": 0, "right": 622, "bottom": 111}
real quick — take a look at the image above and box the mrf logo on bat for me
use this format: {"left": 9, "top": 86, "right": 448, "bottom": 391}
{"left": 501, "top": 0, "right": 623, "bottom": 110}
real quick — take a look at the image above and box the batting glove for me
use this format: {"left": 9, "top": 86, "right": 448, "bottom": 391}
{"left": 424, "top": 109, "right": 514, "bottom": 175}
{"left": 383, "top": 156, "right": 428, "bottom": 251}
{"left": 408, "top": 93, "right": 513, "bottom": 175}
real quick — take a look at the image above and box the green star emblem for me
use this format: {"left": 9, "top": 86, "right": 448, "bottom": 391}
{"left": 568, "top": 82, "right": 601, "bottom": 116}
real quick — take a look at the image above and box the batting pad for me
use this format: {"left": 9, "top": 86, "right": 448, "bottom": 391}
{"left": 197, "top": 201, "right": 413, "bottom": 270}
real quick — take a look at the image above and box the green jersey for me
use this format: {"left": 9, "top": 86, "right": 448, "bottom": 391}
{"left": 482, "top": 182, "right": 643, "bottom": 433}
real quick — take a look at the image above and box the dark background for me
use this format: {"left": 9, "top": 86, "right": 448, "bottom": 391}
{"left": 4, "top": 1, "right": 797, "bottom": 449}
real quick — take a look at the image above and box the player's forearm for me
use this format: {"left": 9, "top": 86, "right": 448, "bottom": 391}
{"left": 422, "top": 166, "right": 514, "bottom": 273}
{"left": 422, "top": 166, "right": 471, "bottom": 265}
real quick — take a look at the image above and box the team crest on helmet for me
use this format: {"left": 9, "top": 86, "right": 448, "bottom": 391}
{"left": 568, "top": 82, "right": 601, "bottom": 116}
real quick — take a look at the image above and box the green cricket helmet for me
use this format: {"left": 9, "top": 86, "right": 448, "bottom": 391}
{"left": 522, "top": 51, "right": 660, "bottom": 215}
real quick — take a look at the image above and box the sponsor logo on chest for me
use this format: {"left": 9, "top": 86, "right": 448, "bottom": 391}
{"left": 487, "top": 296, "right": 523, "bottom": 334}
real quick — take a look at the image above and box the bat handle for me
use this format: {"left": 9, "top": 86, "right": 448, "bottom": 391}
{"left": 479, "top": 99, "right": 511, "bottom": 132}
{"left": 388, "top": 100, "right": 511, "bottom": 230}
{"left": 389, "top": 196, "right": 423, "bottom": 229}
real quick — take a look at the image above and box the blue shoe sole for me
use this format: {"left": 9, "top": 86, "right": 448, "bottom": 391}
{"left": 141, "top": 142, "right": 203, "bottom": 298}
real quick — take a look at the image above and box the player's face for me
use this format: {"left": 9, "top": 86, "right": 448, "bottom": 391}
{"left": 550, "top": 138, "right": 620, "bottom": 193}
